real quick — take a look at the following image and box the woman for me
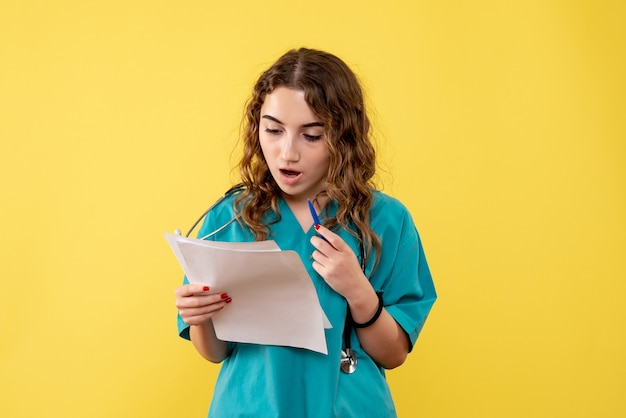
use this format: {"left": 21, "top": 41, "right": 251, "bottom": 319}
{"left": 175, "top": 48, "right": 436, "bottom": 417}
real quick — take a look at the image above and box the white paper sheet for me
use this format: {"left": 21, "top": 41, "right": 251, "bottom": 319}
{"left": 165, "top": 233, "right": 330, "bottom": 354}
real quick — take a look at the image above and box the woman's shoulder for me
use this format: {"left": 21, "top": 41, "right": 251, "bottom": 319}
{"left": 211, "top": 184, "right": 244, "bottom": 210}
{"left": 195, "top": 185, "right": 246, "bottom": 240}
{"left": 197, "top": 185, "right": 243, "bottom": 225}
{"left": 370, "top": 190, "right": 419, "bottom": 237}
{"left": 371, "top": 190, "right": 411, "bottom": 216}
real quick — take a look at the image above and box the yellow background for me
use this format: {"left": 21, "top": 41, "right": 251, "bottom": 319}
{"left": 1, "top": 1, "right": 624, "bottom": 417}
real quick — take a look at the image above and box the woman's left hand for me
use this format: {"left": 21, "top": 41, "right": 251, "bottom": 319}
{"left": 311, "top": 224, "right": 410, "bottom": 368}
{"left": 310, "top": 225, "right": 369, "bottom": 299}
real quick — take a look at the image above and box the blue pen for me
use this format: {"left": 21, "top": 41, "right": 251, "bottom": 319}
{"left": 307, "top": 199, "right": 329, "bottom": 243}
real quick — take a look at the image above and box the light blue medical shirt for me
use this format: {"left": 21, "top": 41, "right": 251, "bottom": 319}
{"left": 177, "top": 190, "right": 437, "bottom": 418}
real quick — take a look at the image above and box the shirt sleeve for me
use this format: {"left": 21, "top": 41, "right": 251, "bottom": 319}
{"left": 371, "top": 198, "right": 437, "bottom": 352}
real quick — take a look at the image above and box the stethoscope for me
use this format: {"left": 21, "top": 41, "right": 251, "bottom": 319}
{"left": 340, "top": 236, "right": 366, "bottom": 374}
{"left": 177, "top": 184, "right": 366, "bottom": 374}
{"left": 174, "top": 183, "right": 244, "bottom": 239}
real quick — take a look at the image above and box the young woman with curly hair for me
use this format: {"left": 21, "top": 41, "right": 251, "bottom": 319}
{"left": 175, "top": 48, "right": 436, "bottom": 418}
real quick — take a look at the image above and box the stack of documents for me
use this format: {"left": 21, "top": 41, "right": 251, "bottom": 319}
{"left": 165, "top": 233, "right": 331, "bottom": 354}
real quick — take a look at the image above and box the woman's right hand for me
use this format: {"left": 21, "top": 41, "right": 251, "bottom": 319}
{"left": 175, "top": 284, "right": 232, "bottom": 327}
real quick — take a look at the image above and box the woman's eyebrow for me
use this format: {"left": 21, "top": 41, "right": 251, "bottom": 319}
{"left": 261, "top": 115, "right": 284, "bottom": 125}
{"left": 261, "top": 115, "right": 324, "bottom": 128}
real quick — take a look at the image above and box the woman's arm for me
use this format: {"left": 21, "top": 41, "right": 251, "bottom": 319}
{"left": 189, "top": 321, "right": 229, "bottom": 363}
{"left": 345, "top": 287, "right": 410, "bottom": 369}
{"left": 175, "top": 284, "right": 231, "bottom": 363}
{"left": 310, "top": 226, "right": 411, "bottom": 369}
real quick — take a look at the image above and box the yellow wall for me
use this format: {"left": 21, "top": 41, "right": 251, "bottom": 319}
{"left": 1, "top": 1, "right": 624, "bottom": 417}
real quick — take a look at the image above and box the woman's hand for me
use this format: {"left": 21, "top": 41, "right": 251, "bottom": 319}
{"left": 309, "top": 225, "right": 369, "bottom": 300}
{"left": 175, "top": 283, "right": 232, "bottom": 363}
{"left": 310, "top": 225, "right": 410, "bottom": 368}
{"left": 175, "top": 284, "right": 231, "bottom": 327}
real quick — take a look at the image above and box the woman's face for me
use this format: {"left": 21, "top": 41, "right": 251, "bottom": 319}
{"left": 259, "top": 87, "right": 330, "bottom": 204}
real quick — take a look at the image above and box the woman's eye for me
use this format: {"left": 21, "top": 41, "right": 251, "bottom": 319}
{"left": 303, "top": 134, "right": 323, "bottom": 141}
{"left": 265, "top": 128, "right": 281, "bottom": 135}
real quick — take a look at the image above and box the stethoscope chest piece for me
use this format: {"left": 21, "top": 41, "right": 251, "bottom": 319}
{"left": 340, "top": 348, "right": 357, "bottom": 374}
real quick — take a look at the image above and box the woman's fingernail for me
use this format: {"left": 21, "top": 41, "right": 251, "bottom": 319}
{"left": 225, "top": 297, "right": 232, "bottom": 303}
{"left": 221, "top": 293, "right": 229, "bottom": 299}
{"left": 203, "top": 286, "right": 210, "bottom": 291}
{"left": 314, "top": 224, "right": 320, "bottom": 231}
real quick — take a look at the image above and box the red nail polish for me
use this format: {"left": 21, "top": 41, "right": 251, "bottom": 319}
{"left": 221, "top": 293, "right": 229, "bottom": 299}
{"left": 225, "top": 297, "right": 232, "bottom": 303}
{"left": 314, "top": 224, "right": 320, "bottom": 231}
{"left": 203, "top": 286, "right": 210, "bottom": 291}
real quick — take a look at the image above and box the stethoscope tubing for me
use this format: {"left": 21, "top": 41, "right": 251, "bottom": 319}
{"left": 182, "top": 183, "right": 244, "bottom": 238}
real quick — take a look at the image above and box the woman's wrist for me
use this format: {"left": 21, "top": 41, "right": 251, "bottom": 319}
{"left": 345, "top": 284, "right": 381, "bottom": 325}
{"left": 350, "top": 292, "right": 383, "bottom": 328}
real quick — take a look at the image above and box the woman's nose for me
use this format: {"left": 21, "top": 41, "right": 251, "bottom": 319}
{"left": 280, "top": 135, "right": 300, "bottom": 162}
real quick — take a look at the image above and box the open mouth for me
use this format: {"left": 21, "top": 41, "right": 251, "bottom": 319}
{"left": 280, "top": 168, "right": 301, "bottom": 178}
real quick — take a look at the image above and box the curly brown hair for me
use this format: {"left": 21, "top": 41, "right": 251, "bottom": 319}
{"left": 234, "top": 48, "right": 381, "bottom": 270}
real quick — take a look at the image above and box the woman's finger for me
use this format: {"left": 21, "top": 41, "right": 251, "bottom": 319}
{"left": 175, "top": 283, "right": 211, "bottom": 297}
{"left": 176, "top": 291, "right": 231, "bottom": 310}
